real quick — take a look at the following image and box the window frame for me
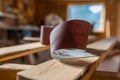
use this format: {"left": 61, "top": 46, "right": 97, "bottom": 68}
{"left": 67, "top": 2, "right": 106, "bottom": 33}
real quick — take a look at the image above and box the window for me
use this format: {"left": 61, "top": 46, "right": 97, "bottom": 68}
{"left": 67, "top": 3, "right": 105, "bottom": 33}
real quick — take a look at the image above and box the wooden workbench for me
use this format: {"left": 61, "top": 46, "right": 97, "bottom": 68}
{"left": 0, "top": 42, "right": 50, "bottom": 63}
{"left": 18, "top": 38, "right": 117, "bottom": 80}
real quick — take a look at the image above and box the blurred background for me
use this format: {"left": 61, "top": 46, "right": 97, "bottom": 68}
{"left": 0, "top": 0, "right": 120, "bottom": 46}
{"left": 0, "top": 1, "right": 120, "bottom": 80}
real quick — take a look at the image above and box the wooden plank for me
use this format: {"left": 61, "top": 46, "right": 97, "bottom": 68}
{"left": 0, "top": 63, "right": 34, "bottom": 70}
{"left": 23, "top": 37, "right": 40, "bottom": 42}
{"left": 18, "top": 38, "right": 117, "bottom": 80}
{"left": 0, "top": 46, "right": 50, "bottom": 63}
{"left": 0, "top": 42, "right": 44, "bottom": 57}
{"left": 0, "top": 42, "right": 50, "bottom": 63}
{"left": 87, "top": 38, "right": 117, "bottom": 50}
{"left": 81, "top": 38, "right": 117, "bottom": 80}
{"left": 90, "top": 73, "right": 120, "bottom": 80}
{"left": 91, "top": 54, "right": 120, "bottom": 78}
{"left": 0, "top": 63, "right": 34, "bottom": 80}
{"left": 97, "top": 54, "right": 120, "bottom": 72}
{"left": 18, "top": 57, "right": 99, "bottom": 80}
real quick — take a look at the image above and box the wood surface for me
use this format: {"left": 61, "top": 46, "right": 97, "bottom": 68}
{"left": 0, "top": 63, "right": 34, "bottom": 80}
{"left": 81, "top": 38, "right": 117, "bottom": 80}
{"left": 23, "top": 37, "right": 40, "bottom": 42}
{"left": 97, "top": 54, "right": 120, "bottom": 72}
{"left": 18, "top": 38, "right": 117, "bottom": 80}
{"left": 90, "top": 73, "right": 120, "bottom": 80}
{"left": 87, "top": 38, "right": 117, "bottom": 50}
{"left": 18, "top": 57, "right": 99, "bottom": 80}
{"left": 91, "top": 54, "right": 120, "bottom": 79}
{"left": 92, "top": 54, "right": 120, "bottom": 78}
{"left": 0, "top": 42, "right": 50, "bottom": 63}
{"left": 0, "top": 42, "right": 44, "bottom": 56}
{"left": 0, "top": 63, "right": 34, "bottom": 70}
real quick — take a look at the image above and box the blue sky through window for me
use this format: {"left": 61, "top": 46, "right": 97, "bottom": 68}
{"left": 68, "top": 4, "right": 104, "bottom": 32}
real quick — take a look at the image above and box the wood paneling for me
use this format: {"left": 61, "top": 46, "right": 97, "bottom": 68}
{"left": 105, "top": 0, "right": 119, "bottom": 36}
{"left": 34, "top": 0, "right": 120, "bottom": 39}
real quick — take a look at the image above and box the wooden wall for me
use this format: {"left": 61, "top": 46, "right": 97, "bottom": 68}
{"left": 105, "top": 0, "right": 119, "bottom": 37}
{"left": 0, "top": 0, "right": 119, "bottom": 38}
{"left": 34, "top": 0, "right": 119, "bottom": 38}
{"left": 34, "top": 0, "right": 67, "bottom": 26}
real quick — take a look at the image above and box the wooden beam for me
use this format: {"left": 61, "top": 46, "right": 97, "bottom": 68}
{"left": 23, "top": 37, "right": 40, "bottom": 42}
{"left": 18, "top": 38, "right": 117, "bottom": 80}
{"left": 18, "top": 57, "right": 99, "bottom": 80}
{"left": 0, "top": 63, "right": 34, "bottom": 80}
{"left": 81, "top": 38, "right": 117, "bottom": 80}
{"left": 87, "top": 38, "right": 117, "bottom": 50}
{"left": 0, "top": 42, "right": 50, "bottom": 63}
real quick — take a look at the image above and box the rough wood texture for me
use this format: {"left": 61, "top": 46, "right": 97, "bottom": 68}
{"left": 18, "top": 57, "right": 99, "bottom": 80}
{"left": 18, "top": 38, "right": 117, "bottom": 80}
{"left": 81, "top": 38, "right": 117, "bottom": 80}
{"left": 0, "top": 42, "right": 50, "bottom": 63}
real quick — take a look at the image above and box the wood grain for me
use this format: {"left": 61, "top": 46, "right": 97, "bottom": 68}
{"left": 81, "top": 38, "right": 117, "bottom": 80}
{"left": 18, "top": 38, "right": 117, "bottom": 80}
{"left": 18, "top": 57, "right": 99, "bottom": 80}
{"left": 0, "top": 42, "right": 44, "bottom": 56}
{"left": 0, "top": 42, "right": 50, "bottom": 63}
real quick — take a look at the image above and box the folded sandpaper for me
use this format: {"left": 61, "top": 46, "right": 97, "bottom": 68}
{"left": 50, "top": 20, "right": 92, "bottom": 59}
